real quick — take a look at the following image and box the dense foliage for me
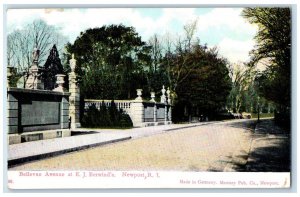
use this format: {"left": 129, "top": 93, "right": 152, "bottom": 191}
{"left": 81, "top": 101, "right": 133, "bottom": 128}
{"left": 242, "top": 8, "right": 291, "bottom": 127}
{"left": 66, "top": 23, "right": 232, "bottom": 122}
{"left": 65, "top": 24, "right": 151, "bottom": 99}
{"left": 7, "top": 20, "right": 236, "bottom": 124}
{"left": 169, "top": 45, "right": 232, "bottom": 121}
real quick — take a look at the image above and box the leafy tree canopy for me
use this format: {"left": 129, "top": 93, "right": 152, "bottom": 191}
{"left": 242, "top": 8, "right": 291, "bottom": 108}
{"left": 66, "top": 24, "right": 151, "bottom": 99}
{"left": 174, "top": 45, "right": 232, "bottom": 115}
{"left": 42, "top": 44, "right": 64, "bottom": 90}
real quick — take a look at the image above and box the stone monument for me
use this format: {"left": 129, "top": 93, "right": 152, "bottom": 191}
{"left": 160, "top": 85, "right": 166, "bottom": 103}
{"left": 25, "top": 48, "right": 44, "bottom": 89}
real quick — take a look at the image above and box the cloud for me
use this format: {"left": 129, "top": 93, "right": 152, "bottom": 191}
{"left": 7, "top": 8, "right": 199, "bottom": 41}
{"left": 217, "top": 38, "right": 255, "bottom": 64}
{"left": 197, "top": 8, "right": 251, "bottom": 31}
{"left": 6, "top": 8, "right": 257, "bottom": 64}
{"left": 7, "top": 9, "right": 44, "bottom": 31}
{"left": 194, "top": 8, "right": 258, "bottom": 63}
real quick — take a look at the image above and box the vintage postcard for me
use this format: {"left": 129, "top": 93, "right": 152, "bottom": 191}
{"left": 5, "top": 4, "right": 293, "bottom": 190}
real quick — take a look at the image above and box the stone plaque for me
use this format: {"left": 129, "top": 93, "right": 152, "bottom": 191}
{"left": 21, "top": 133, "right": 43, "bottom": 143}
{"left": 21, "top": 101, "right": 60, "bottom": 126}
{"left": 157, "top": 106, "right": 165, "bottom": 120}
{"left": 144, "top": 105, "right": 154, "bottom": 122}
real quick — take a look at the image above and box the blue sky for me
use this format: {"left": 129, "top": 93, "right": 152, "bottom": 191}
{"left": 7, "top": 8, "right": 258, "bottom": 64}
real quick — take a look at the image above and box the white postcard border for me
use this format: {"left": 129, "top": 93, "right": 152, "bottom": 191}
{"left": 8, "top": 171, "right": 290, "bottom": 189}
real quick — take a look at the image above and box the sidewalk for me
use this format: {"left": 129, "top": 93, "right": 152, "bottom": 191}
{"left": 8, "top": 122, "right": 214, "bottom": 168}
{"left": 245, "top": 119, "right": 291, "bottom": 172}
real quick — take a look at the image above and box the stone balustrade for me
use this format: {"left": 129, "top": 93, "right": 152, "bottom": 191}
{"left": 84, "top": 86, "right": 172, "bottom": 127}
{"left": 85, "top": 99, "right": 132, "bottom": 114}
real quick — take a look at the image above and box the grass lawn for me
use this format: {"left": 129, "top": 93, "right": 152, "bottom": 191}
{"left": 251, "top": 113, "right": 274, "bottom": 119}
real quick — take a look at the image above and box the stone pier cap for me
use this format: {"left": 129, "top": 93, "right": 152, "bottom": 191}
{"left": 7, "top": 87, "right": 71, "bottom": 96}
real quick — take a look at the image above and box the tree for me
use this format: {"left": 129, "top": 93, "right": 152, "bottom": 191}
{"left": 42, "top": 45, "right": 65, "bottom": 90}
{"left": 7, "top": 19, "right": 67, "bottom": 72}
{"left": 183, "top": 19, "right": 198, "bottom": 51}
{"left": 174, "top": 45, "right": 232, "bottom": 121}
{"left": 227, "top": 62, "right": 256, "bottom": 113}
{"left": 162, "top": 20, "right": 201, "bottom": 97}
{"left": 146, "top": 22, "right": 201, "bottom": 102}
{"left": 242, "top": 8, "right": 291, "bottom": 109}
{"left": 148, "top": 34, "right": 163, "bottom": 73}
{"left": 145, "top": 20, "right": 231, "bottom": 121}
{"left": 242, "top": 8, "right": 291, "bottom": 127}
{"left": 145, "top": 34, "right": 170, "bottom": 96}
{"left": 65, "top": 24, "right": 151, "bottom": 99}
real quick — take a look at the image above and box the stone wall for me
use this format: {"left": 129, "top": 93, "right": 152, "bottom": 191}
{"left": 84, "top": 99, "right": 172, "bottom": 127}
{"left": 7, "top": 88, "right": 71, "bottom": 144}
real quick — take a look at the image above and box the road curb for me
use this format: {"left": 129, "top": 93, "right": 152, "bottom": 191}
{"left": 8, "top": 136, "right": 132, "bottom": 168}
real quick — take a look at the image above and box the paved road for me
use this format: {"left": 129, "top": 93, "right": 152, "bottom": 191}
{"left": 245, "top": 119, "right": 290, "bottom": 172}
{"left": 10, "top": 119, "right": 259, "bottom": 171}
{"left": 8, "top": 122, "right": 216, "bottom": 164}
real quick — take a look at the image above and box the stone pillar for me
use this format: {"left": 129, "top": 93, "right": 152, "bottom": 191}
{"left": 130, "top": 89, "right": 144, "bottom": 127}
{"left": 166, "top": 87, "right": 171, "bottom": 105}
{"left": 7, "top": 67, "right": 19, "bottom": 143}
{"left": 166, "top": 87, "right": 172, "bottom": 122}
{"left": 154, "top": 103, "right": 157, "bottom": 122}
{"left": 7, "top": 91, "right": 21, "bottom": 144}
{"left": 61, "top": 96, "right": 69, "bottom": 130}
{"left": 164, "top": 104, "right": 168, "bottom": 122}
{"left": 68, "top": 54, "right": 81, "bottom": 129}
{"left": 151, "top": 92, "right": 157, "bottom": 122}
{"left": 168, "top": 105, "right": 172, "bottom": 122}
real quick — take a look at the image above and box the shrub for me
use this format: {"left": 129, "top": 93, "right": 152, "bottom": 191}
{"left": 119, "top": 112, "right": 133, "bottom": 128}
{"left": 81, "top": 104, "right": 100, "bottom": 128}
{"left": 81, "top": 101, "right": 133, "bottom": 128}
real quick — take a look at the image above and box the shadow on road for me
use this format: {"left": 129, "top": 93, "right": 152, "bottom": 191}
{"left": 244, "top": 137, "right": 291, "bottom": 172}
{"left": 225, "top": 119, "right": 257, "bottom": 132}
{"left": 214, "top": 137, "right": 290, "bottom": 172}
{"left": 211, "top": 119, "right": 291, "bottom": 172}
